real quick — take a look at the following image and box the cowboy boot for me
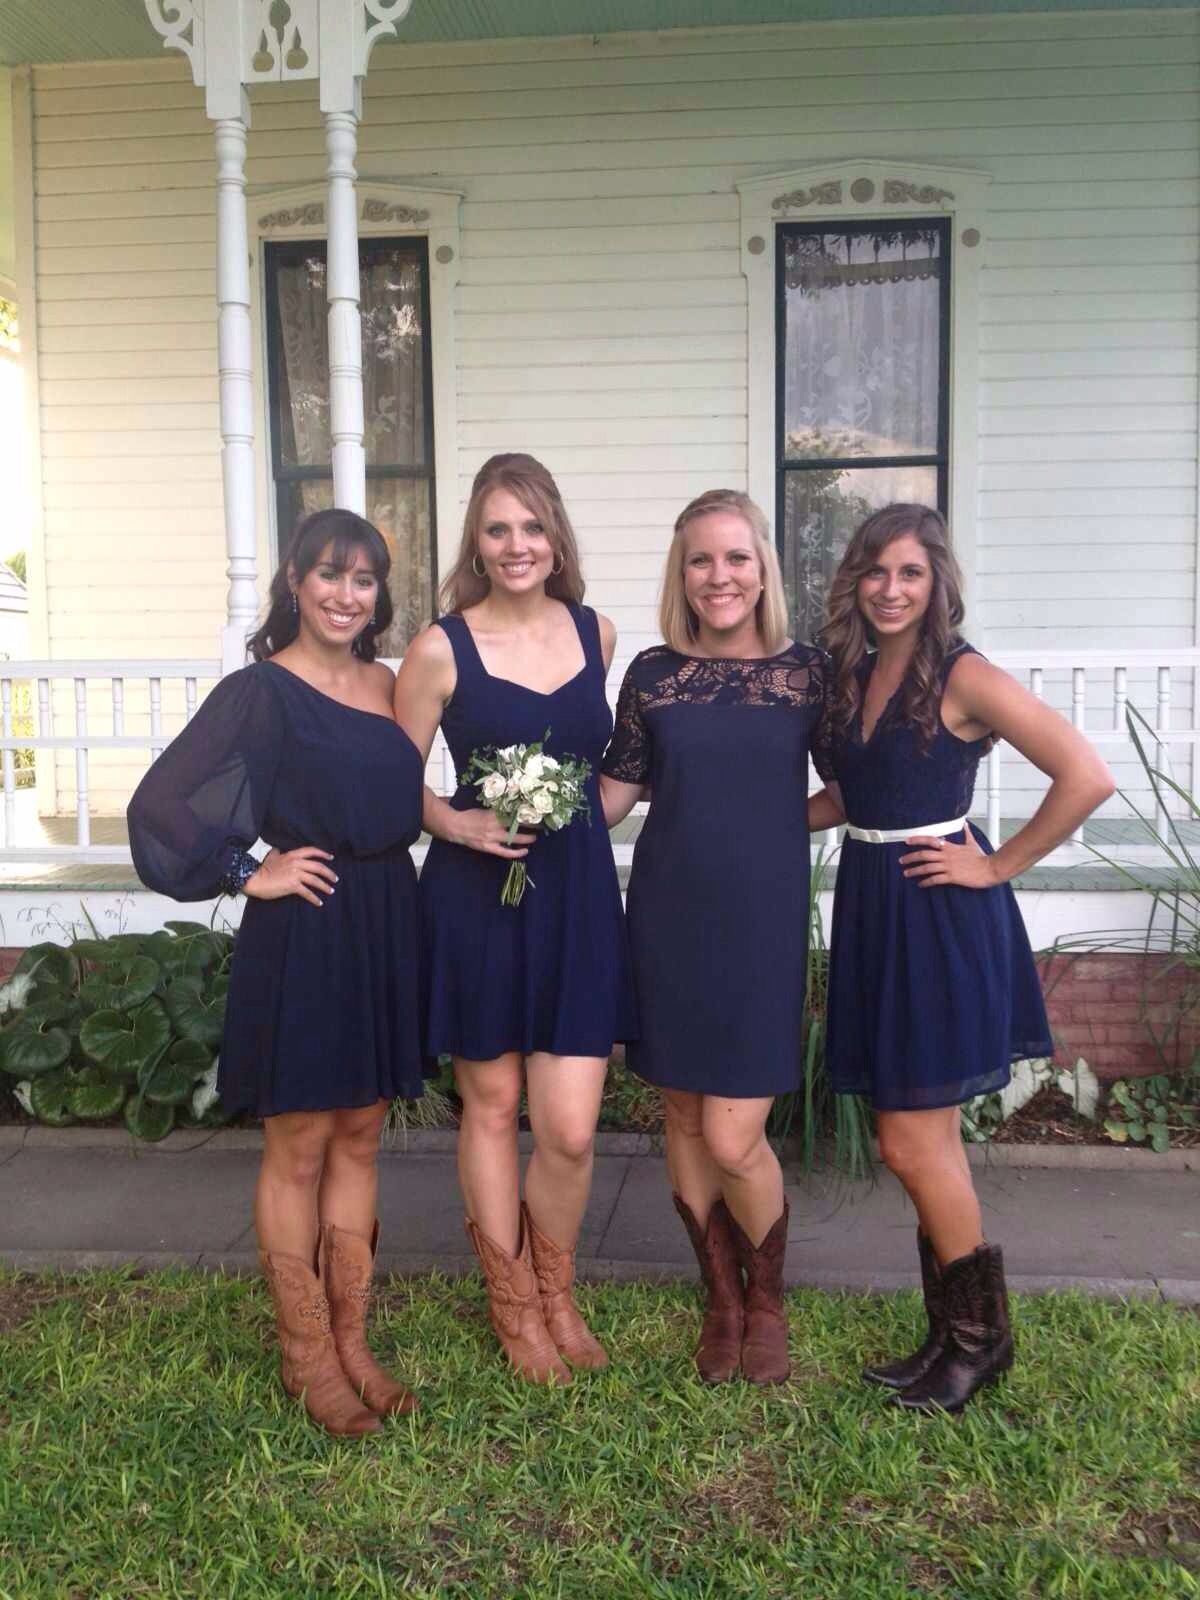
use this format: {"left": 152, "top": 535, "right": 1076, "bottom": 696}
{"left": 522, "top": 1204, "right": 608, "bottom": 1370}
{"left": 894, "top": 1243, "right": 1014, "bottom": 1414}
{"left": 464, "top": 1214, "right": 572, "bottom": 1385}
{"left": 322, "top": 1221, "right": 417, "bottom": 1416}
{"left": 673, "top": 1195, "right": 744, "bottom": 1384}
{"left": 862, "top": 1230, "right": 947, "bottom": 1389}
{"left": 258, "top": 1243, "right": 381, "bottom": 1437}
{"left": 727, "top": 1203, "right": 790, "bottom": 1385}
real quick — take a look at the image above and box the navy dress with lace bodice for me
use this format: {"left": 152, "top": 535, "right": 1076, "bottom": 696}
{"left": 419, "top": 602, "right": 635, "bottom": 1060}
{"left": 127, "top": 661, "right": 426, "bottom": 1116}
{"left": 816, "top": 642, "right": 1052, "bottom": 1110}
{"left": 603, "top": 643, "right": 828, "bottom": 1097}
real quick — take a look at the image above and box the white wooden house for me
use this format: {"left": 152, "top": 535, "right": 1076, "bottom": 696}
{"left": 0, "top": 0, "right": 1196, "bottom": 951}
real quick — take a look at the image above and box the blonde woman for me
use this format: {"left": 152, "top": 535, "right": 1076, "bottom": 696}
{"left": 394, "top": 454, "right": 634, "bottom": 1385}
{"left": 599, "top": 490, "right": 830, "bottom": 1385}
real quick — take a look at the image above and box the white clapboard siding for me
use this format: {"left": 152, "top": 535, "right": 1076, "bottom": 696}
{"left": 25, "top": 9, "right": 1200, "bottom": 811}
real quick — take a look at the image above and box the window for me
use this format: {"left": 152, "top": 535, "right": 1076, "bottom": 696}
{"left": 777, "top": 218, "right": 950, "bottom": 640}
{"left": 265, "top": 235, "right": 436, "bottom": 653}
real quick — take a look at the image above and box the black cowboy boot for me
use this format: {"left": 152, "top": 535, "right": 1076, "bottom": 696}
{"left": 862, "top": 1230, "right": 947, "bottom": 1389}
{"left": 894, "top": 1242, "right": 1014, "bottom": 1414}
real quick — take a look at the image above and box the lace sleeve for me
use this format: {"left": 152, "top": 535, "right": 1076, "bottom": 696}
{"left": 810, "top": 652, "right": 837, "bottom": 784}
{"left": 602, "top": 661, "right": 651, "bottom": 785}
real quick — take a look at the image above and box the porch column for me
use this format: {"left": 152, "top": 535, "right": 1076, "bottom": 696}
{"left": 214, "top": 113, "right": 260, "bottom": 675}
{"left": 324, "top": 109, "right": 366, "bottom": 515}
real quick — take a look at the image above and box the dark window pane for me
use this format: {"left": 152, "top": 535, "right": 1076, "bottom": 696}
{"left": 784, "top": 464, "right": 938, "bottom": 643}
{"left": 273, "top": 253, "right": 330, "bottom": 468}
{"left": 782, "top": 228, "right": 943, "bottom": 461}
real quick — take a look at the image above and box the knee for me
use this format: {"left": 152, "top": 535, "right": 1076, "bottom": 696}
{"left": 269, "top": 1138, "right": 327, "bottom": 1190}
{"left": 329, "top": 1113, "right": 384, "bottom": 1170}
{"left": 877, "top": 1125, "right": 925, "bottom": 1185}
{"left": 537, "top": 1119, "right": 595, "bottom": 1167}
{"left": 703, "top": 1121, "right": 766, "bottom": 1181}
{"left": 460, "top": 1082, "right": 522, "bottom": 1135}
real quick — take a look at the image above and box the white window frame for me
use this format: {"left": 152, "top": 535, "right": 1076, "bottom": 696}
{"left": 736, "top": 159, "right": 990, "bottom": 603}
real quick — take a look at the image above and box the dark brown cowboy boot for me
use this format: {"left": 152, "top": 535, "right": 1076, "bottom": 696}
{"left": 862, "top": 1230, "right": 947, "bottom": 1389}
{"left": 464, "top": 1214, "right": 572, "bottom": 1385}
{"left": 322, "top": 1221, "right": 417, "bottom": 1416}
{"left": 258, "top": 1243, "right": 381, "bottom": 1437}
{"left": 728, "top": 1203, "right": 790, "bottom": 1385}
{"left": 523, "top": 1204, "right": 608, "bottom": 1370}
{"left": 673, "top": 1194, "right": 744, "bottom": 1384}
{"left": 894, "top": 1243, "right": 1014, "bottom": 1413}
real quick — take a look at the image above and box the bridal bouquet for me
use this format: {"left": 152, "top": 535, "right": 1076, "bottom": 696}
{"left": 461, "top": 732, "right": 591, "bottom": 907}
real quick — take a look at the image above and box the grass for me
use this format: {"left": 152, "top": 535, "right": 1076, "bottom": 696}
{"left": 1, "top": 1272, "right": 1197, "bottom": 1599}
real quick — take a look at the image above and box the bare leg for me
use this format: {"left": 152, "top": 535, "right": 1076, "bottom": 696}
{"left": 702, "top": 1095, "right": 784, "bottom": 1247}
{"left": 662, "top": 1087, "right": 723, "bottom": 1223}
{"left": 876, "top": 1107, "right": 984, "bottom": 1266}
{"left": 255, "top": 1110, "right": 335, "bottom": 1260}
{"left": 455, "top": 1053, "right": 524, "bottom": 1253}
{"left": 523, "top": 1053, "right": 608, "bottom": 1248}
{"left": 317, "top": 1099, "right": 390, "bottom": 1235}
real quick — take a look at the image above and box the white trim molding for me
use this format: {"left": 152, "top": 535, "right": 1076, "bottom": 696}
{"left": 249, "top": 179, "right": 463, "bottom": 574}
{"left": 736, "top": 158, "right": 991, "bottom": 603}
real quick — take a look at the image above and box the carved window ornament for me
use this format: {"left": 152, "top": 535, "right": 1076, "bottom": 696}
{"left": 257, "top": 196, "right": 433, "bottom": 230}
{"left": 771, "top": 181, "right": 844, "bottom": 211}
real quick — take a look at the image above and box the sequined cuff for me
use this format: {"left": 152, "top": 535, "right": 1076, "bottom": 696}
{"left": 218, "top": 844, "right": 260, "bottom": 897}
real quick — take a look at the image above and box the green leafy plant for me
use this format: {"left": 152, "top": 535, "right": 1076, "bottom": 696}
{"left": 0, "top": 923, "right": 233, "bottom": 1141}
{"left": 1104, "top": 1067, "right": 1199, "bottom": 1153}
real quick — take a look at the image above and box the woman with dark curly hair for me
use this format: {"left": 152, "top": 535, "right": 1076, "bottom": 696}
{"left": 128, "top": 508, "right": 425, "bottom": 1437}
{"left": 810, "top": 503, "right": 1113, "bottom": 1413}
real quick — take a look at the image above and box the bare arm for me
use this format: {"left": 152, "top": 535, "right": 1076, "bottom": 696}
{"left": 808, "top": 782, "right": 846, "bottom": 833}
{"left": 597, "top": 612, "right": 618, "bottom": 675}
{"left": 393, "top": 626, "right": 533, "bottom": 859}
{"left": 901, "top": 654, "right": 1115, "bottom": 889}
{"left": 600, "top": 774, "right": 644, "bottom": 829}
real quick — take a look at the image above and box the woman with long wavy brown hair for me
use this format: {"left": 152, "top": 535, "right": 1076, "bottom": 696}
{"left": 810, "top": 503, "right": 1113, "bottom": 1413}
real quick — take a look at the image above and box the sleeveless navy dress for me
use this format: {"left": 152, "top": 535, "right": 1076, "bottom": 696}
{"left": 603, "top": 643, "right": 828, "bottom": 1097}
{"left": 127, "top": 661, "right": 426, "bottom": 1116}
{"left": 817, "top": 642, "right": 1053, "bottom": 1110}
{"left": 420, "top": 602, "right": 635, "bottom": 1061}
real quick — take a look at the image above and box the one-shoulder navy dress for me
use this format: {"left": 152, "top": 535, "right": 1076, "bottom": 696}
{"left": 420, "top": 602, "right": 635, "bottom": 1061}
{"left": 817, "top": 642, "right": 1053, "bottom": 1111}
{"left": 127, "top": 661, "right": 426, "bottom": 1116}
{"left": 603, "top": 643, "right": 828, "bottom": 1097}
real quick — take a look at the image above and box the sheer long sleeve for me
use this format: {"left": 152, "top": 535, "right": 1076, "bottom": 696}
{"left": 127, "top": 666, "right": 284, "bottom": 901}
{"left": 602, "top": 660, "right": 652, "bottom": 785}
{"left": 810, "top": 650, "right": 837, "bottom": 785}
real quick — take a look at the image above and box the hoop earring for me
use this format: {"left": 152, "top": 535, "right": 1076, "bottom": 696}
{"left": 552, "top": 552, "right": 565, "bottom": 577}
{"left": 472, "top": 554, "right": 486, "bottom": 578}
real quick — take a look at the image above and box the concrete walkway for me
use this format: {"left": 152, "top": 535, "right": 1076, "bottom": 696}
{"left": 1, "top": 1129, "right": 1197, "bottom": 1300}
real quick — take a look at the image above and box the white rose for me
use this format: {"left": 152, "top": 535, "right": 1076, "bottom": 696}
{"left": 517, "top": 803, "right": 541, "bottom": 826}
{"left": 532, "top": 789, "right": 554, "bottom": 816}
{"left": 481, "top": 771, "right": 507, "bottom": 802}
{"left": 519, "top": 773, "right": 540, "bottom": 797}
{"left": 497, "top": 745, "right": 517, "bottom": 763}
{"left": 505, "top": 774, "right": 523, "bottom": 798}
{"left": 540, "top": 755, "right": 560, "bottom": 772}
{"left": 524, "top": 753, "right": 546, "bottom": 781}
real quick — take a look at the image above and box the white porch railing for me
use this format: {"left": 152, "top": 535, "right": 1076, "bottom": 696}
{"left": 0, "top": 648, "right": 1196, "bottom": 873}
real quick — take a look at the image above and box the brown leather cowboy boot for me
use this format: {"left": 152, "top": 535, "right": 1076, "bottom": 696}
{"left": 258, "top": 1243, "right": 381, "bottom": 1436}
{"left": 727, "top": 1203, "right": 790, "bottom": 1385}
{"left": 322, "top": 1221, "right": 417, "bottom": 1416}
{"left": 673, "top": 1195, "right": 744, "bottom": 1384}
{"left": 894, "top": 1242, "right": 1014, "bottom": 1414}
{"left": 522, "top": 1204, "right": 608, "bottom": 1370}
{"left": 464, "top": 1214, "right": 572, "bottom": 1385}
{"left": 862, "top": 1229, "right": 947, "bottom": 1389}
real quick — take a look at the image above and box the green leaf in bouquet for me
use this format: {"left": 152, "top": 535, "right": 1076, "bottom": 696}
{"left": 79, "top": 955, "right": 161, "bottom": 1014}
{"left": 125, "top": 1096, "right": 175, "bottom": 1142}
{"left": 67, "top": 1067, "right": 127, "bottom": 1121}
{"left": 164, "top": 977, "right": 225, "bottom": 1047}
{"left": 29, "top": 1068, "right": 75, "bottom": 1126}
{"left": 1, "top": 1012, "right": 71, "bottom": 1077}
{"left": 80, "top": 999, "right": 172, "bottom": 1078}
{"left": 144, "top": 1058, "right": 196, "bottom": 1106}
{"left": 12, "top": 942, "right": 78, "bottom": 989}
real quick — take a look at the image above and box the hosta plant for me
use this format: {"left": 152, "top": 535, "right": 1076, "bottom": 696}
{"left": 0, "top": 923, "right": 231, "bottom": 1141}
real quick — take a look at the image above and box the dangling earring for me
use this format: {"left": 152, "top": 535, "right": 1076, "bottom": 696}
{"left": 472, "top": 554, "right": 486, "bottom": 578}
{"left": 551, "top": 552, "right": 565, "bottom": 577}
{"left": 290, "top": 592, "right": 298, "bottom": 616}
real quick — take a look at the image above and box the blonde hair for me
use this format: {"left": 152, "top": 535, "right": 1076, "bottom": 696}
{"left": 658, "top": 489, "right": 790, "bottom": 655}
{"left": 439, "top": 453, "right": 585, "bottom": 614}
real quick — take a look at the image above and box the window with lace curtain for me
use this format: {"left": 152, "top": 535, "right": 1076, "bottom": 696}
{"left": 777, "top": 218, "right": 950, "bottom": 642}
{"left": 265, "top": 236, "right": 435, "bottom": 655}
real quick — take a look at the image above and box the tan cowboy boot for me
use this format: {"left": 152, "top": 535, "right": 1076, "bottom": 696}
{"left": 727, "top": 1203, "right": 791, "bottom": 1385}
{"left": 522, "top": 1203, "right": 608, "bottom": 1370}
{"left": 258, "top": 1243, "right": 381, "bottom": 1436}
{"left": 322, "top": 1221, "right": 417, "bottom": 1417}
{"left": 464, "top": 1214, "right": 572, "bottom": 1385}
{"left": 673, "top": 1195, "right": 745, "bottom": 1383}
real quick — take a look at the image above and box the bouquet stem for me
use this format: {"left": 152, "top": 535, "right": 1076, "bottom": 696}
{"left": 501, "top": 861, "right": 529, "bottom": 907}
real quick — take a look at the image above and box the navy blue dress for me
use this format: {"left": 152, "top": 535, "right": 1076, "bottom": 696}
{"left": 127, "top": 661, "right": 426, "bottom": 1116}
{"left": 817, "top": 642, "right": 1053, "bottom": 1111}
{"left": 420, "top": 602, "right": 635, "bottom": 1060}
{"left": 603, "top": 643, "right": 828, "bottom": 1097}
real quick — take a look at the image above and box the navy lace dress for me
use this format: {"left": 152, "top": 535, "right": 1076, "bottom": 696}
{"left": 420, "top": 602, "right": 635, "bottom": 1060}
{"left": 816, "top": 642, "right": 1053, "bottom": 1110}
{"left": 127, "top": 661, "right": 426, "bottom": 1116}
{"left": 603, "top": 643, "right": 828, "bottom": 1097}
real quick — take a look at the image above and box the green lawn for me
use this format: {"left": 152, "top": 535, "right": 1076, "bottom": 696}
{"left": 1, "top": 1271, "right": 1197, "bottom": 1599}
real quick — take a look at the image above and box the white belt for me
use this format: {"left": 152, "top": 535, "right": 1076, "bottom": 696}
{"left": 845, "top": 816, "right": 967, "bottom": 845}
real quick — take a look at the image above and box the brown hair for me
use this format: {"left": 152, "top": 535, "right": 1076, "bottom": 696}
{"left": 658, "top": 489, "right": 790, "bottom": 655}
{"left": 821, "top": 503, "right": 965, "bottom": 752}
{"left": 439, "top": 453, "right": 585, "bottom": 614}
{"left": 248, "top": 508, "right": 393, "bottom": 664}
